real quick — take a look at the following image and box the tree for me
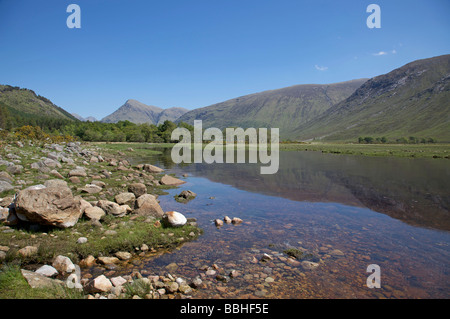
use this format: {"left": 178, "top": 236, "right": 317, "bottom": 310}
{"left": 396, "top": 137, "right": 408, "bottom": 144}
{"left": 364, "top": 136, "right": 374, "bottom": 144}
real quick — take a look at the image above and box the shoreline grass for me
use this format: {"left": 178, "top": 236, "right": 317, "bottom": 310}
{"left": 0, "top": 214, "right": 202, "bottom": 266}
{"left": 100, "top": 141, "right": 449, "bottom": 159}
{"left": 279, "top": 143, "right": 450, "bottom": 158}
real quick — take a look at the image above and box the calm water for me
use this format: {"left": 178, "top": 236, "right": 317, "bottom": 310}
{"left": 126, "top": 149, "right": 450, "bottom": 299}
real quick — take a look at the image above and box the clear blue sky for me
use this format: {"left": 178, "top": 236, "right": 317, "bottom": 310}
{"left": 0, "top": 0, "right": 449, "bottom": 119}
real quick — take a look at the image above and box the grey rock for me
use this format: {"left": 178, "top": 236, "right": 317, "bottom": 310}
{"left": 114, "top": 192, "right": 136, "bottom": 206}
{"left": 0, "top": 181, "right": 14, "bottom": 194}
{"left": 68, "top": 168, "right": 87, "bottom": 177}
{"left": 35, "top": 265, "right": 59, "bottom": 277}
{"left": 128, "top": 183, "right": 147, "bottom": 197}
{"left": 6, "top": 165, "right": 23, "bottom": 175}
{"left": 21, "top": 269, "right": 64, "bottom": 289}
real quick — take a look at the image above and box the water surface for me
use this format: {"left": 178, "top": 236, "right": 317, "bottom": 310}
{"left": 127, "top": 149, "right": 449, "bottom": 298}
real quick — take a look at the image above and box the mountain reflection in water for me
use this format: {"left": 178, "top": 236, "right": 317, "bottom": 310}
{"left": 144, "top": 149, "right": 450, "bottom": 231}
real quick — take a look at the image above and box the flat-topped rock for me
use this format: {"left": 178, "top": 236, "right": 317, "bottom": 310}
{"left": 160, "top": 175, "right": 186, "bottom": 186}
{"left": 21, "top": 269, "right": 64, "bottom": 289}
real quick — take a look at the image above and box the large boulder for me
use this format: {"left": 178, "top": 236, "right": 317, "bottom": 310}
{"left": 134, "top": 194, "right": 164, "bottom": 217}
{"left": 14, "top": 186, "right": 82, "bottom": 228}
{"left": 160, "top": 175, "right": 186, "bottom": 186}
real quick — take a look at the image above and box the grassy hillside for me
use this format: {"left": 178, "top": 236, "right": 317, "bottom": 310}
{"left": 0, "top": 85, "right": 78, "bottom": 131}
{"left": 0, "top": 85, "right": 77, "bottom": 121}
{"left": 289, "top": 54, "right": 450, "bottom": 142}
{"left": 177, "top": 79, "right": 367, "bottom": 138}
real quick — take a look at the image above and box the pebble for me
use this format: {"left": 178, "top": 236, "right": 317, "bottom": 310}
{"left": 265, "top": 277, "right": 275, "bottom": 283}
{"left": 205, "top": 269, "right": 217, "bottom": 276}
{"left": 231, "top": 217, "right": 243, "bottom": 224}
{"left": 330, "top": 249, "right": 345, "bottom": 257}
{"left": 77, "top": 237, "right": 88, "bottom": 244}
{"left": 191, "top": 277, "right": 203, "bottom": 288}
{"left": 260, "top": 253, "right": 273, "bottom": 262}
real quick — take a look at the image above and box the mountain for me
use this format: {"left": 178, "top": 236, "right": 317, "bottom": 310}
{"left": 289, "top": 54, "right": 450, "bottom": 142}
{"left": 0, "top": 84, "right": 78, "bottom": 122}
{"left": 84, "top": 116, "right": 98, "bottom": 122}
{"left": 71, "top": 113, "right": 97, "bottom": 122}
{"left": 157, "top": 107, "right": 191, "bottom": 125}
{"left": 176, "top": 79, "right": 368, "bottom": 138}
{"left": 101, "top": 99, "right": 188, "bottom": 125}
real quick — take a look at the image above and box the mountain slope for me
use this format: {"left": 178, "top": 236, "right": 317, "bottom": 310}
{"left": 0, "top": 85, "right": 77, "bottom": 121}
{"left": 289, "top": 54, "right": 450, "bottom": 142}
{"left": 157, "top": 107, "right": 190, "bottom": 125}
{"left": 101, "top": 99, "right": 188, "bottom": 125}
{"left": 176, "top": 79, "right": 367, "bottom": 137}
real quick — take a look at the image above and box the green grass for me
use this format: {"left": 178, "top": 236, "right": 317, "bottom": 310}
{"left": 279, "top": 143, "right": 450, "bottom": 159}
{"left": 0, "top": 215, "right": 202, "bottom": 266}
{"left": 122, "top": 278, "right": 153, "bottom": 299}
{"left": 92, "top": 142, "right": 165, "bottom": 157}
{"left": 0, "top": 264, "right": 84, "bottom": 299}
{"left": 123, "top": 141, "right": 450, "bottom": 159}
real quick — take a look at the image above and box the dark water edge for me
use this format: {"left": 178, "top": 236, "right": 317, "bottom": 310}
{"left": 123, "top": 149, "right": 449, "bottom": 299}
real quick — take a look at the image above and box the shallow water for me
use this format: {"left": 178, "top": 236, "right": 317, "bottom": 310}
{"left": 125, "top": 149, "right": 449, "bottom": 298}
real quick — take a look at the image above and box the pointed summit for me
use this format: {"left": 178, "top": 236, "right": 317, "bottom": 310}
{"left": 101, "top": 99, "right": 188, "bottom": 125}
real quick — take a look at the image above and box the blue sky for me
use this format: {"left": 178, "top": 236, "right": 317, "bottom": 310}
{"left": 0, "top": 0, "right": 449, "bottom": 119}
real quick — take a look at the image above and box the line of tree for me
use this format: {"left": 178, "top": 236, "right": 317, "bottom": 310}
{"left": 60, "top": 120, "right": 194, "bottom": 143}
{"left": 358, "top": 136, "right": 437, "bottom": 144}
{"left": 0, "top": 112, "right": 194, "bottom": 144}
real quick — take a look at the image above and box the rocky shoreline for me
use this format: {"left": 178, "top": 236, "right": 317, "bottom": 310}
{"left": 0, "top": 141, "right": 203, "bottom": 299}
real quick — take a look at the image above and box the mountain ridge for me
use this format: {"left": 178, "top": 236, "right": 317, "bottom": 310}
{"left": 289, "top": 54, "right": 450, "bottom": 142}
{"left": 177, "top": 79, "right": 368, "bottom": 137}
{"left": 101, "top": 99, "right": 188, "bottom": 125}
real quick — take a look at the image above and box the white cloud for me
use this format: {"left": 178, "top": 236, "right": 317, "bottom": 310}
{"left": 372, "top": 49, "right": 398, "bottom": 56}
{"left": 373, "top": 51, "right": 388, "bottom": 56}
{"left": 314, "top": 65, "right": 328, "bottom": 71}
